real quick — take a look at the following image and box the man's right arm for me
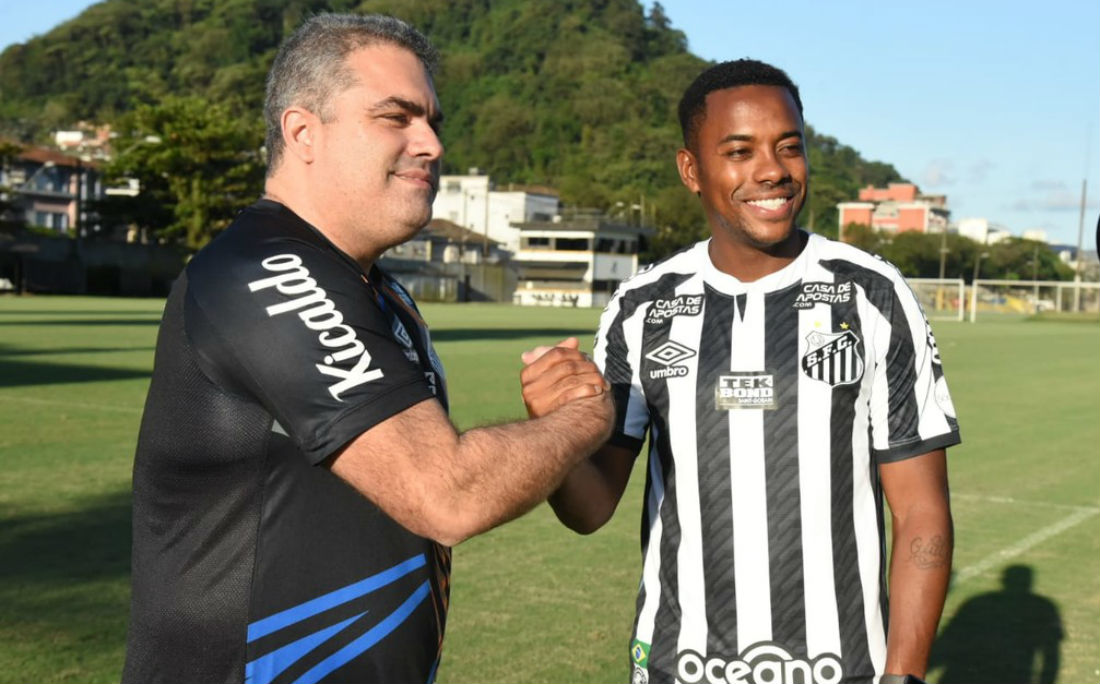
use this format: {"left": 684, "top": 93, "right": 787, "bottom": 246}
{"left": 328, "top": 356, "right": 614, "bottom": 547}
{"left": 519, "top": 338, "right": 641, "bottom": 534}
{"left": 547, "top": 443, "right": 639, "bottom": 534}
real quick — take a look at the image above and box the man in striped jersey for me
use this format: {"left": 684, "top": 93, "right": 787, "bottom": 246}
{"left": 531, "top": 60, "right": 957, "bottom": 684}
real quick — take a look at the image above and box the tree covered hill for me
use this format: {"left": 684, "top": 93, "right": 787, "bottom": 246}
{"left": 0, "top": 0, "right": 905, "bottom": 253}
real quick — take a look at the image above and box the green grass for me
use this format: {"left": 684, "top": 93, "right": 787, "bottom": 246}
{"left": 0, "top": 297, "right": 1096, "bottom": 684}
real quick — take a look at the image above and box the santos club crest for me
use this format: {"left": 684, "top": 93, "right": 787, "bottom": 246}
{"left": 801, "top": 329, "right": 864, "bottom": 386}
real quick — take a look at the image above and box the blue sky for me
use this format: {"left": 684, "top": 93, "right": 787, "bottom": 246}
{"left": 2, "top": 0, "right": 1097, "bottom": 246}
{"left": 657, "top": 0, "right": 1099, "bottom": 248}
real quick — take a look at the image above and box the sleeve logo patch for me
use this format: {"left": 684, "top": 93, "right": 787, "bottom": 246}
{"left": 935, "top": 376, "right": 956, "bottom": 418}
{"left": 248, "top": 253, "right": 384, "bottom": 400}
{"left": 645, "top": 295, "right": 703, "bottom": 324}
{"left": 793, "top": 281, "right": 852, "bottom": 309}
{"left": 801, "top": 329, "right": 864, "bottom": 386}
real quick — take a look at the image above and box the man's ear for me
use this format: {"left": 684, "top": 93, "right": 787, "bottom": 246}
{"left": 676, "top": 147, "right": 701, "bottom": 196}
{"left": 281, "top": 107, "right": 319, "bottom": 164}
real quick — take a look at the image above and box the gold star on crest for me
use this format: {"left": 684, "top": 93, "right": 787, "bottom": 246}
{"left": 839, "top": 321, "right": 850, "bottom": 330}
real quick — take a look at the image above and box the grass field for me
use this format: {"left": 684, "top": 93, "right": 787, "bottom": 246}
{"left": 0, "top": 296, "right": 1096, "bottom": 684}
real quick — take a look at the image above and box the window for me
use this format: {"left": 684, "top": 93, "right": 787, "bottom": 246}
{"left": 522, "top": 236, "right": 551, "bottom": 249}
{"left": 556, "top": 237, "right": 590, "bottom": 251}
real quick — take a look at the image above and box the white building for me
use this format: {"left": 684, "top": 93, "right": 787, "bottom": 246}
{"left": 431, "top": 172, "right": 559, "bottom": 252}
{"left": 1021, "top": 228, "right": 1049, "bottom": 243}
{"left": 957, "top": 217, "right": 1011, "bottom": 245}
{"left": 511, "top": 212, "right": 651, "bottom": 308}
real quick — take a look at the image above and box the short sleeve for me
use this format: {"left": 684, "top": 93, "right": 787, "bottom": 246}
{"left": 184, "top": 239, "right": 436, "bottom": 464}
{"left": 866, "top": 276, "right": 961, "bottom": 463}
{"left": 594, "top": 290, "right": 649, "bottom": 451}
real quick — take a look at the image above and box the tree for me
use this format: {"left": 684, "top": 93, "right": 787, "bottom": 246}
{"left": 100, "top": 95, "right": 264, "bottom": 249}
{"left": 839, "top": 224, "right": 1075, "bottom": 281}
{"left": 982, "top": 237, "right": 1074, "bottom": 282}
{"left": 1, "top": 0, "right": 906, "bottom": 259}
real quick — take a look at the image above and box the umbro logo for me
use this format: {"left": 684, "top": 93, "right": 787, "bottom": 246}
{"left": 646, "top": 340, "right": 696, "bottom": 365}
{"left": 645, "top": 341, "right": 695, "bottom": 379}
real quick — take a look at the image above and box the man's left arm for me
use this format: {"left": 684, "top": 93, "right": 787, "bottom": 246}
{"left": 879, "top": 448, "right": 953, "bottom": 680}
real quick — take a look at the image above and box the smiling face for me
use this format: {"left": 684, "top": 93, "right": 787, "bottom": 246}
{"left": 311, "top": 43, "right": 444, "bottom": 254}
{"left": 677, "top": 84, "right": 808, "bottom": 257}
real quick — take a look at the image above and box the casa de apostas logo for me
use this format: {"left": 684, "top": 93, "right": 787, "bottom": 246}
{"left": 792, "top": 281, "right": 852, "bottom": 309}
{"left": 645, "top": 295, "right": 703, "bottom": 325}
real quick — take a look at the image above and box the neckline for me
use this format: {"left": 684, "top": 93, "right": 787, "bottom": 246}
{"left": 700, "top": 230, "right": 817, "bottom": 295}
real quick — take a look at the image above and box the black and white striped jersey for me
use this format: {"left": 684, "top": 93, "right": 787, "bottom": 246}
{"left": 595, "top": 232, "right": 960, "bottom": 684}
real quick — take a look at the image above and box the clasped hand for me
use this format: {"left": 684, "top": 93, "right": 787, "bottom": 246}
{"left": 519, "top": 337, "right": 611, "bottom": 420}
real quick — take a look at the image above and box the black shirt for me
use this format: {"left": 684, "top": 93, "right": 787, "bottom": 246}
{"left": 123, "top": 199, "right": 450, "bottom": 684}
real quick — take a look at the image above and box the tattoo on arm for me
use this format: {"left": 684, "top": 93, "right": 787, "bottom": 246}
{"left": 909, "top": 535, "right": 949, "bottom": 569}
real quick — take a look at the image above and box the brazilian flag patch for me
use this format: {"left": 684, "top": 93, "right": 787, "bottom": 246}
{"left": 630, "top": 639, "right": 650, "bottom": 667}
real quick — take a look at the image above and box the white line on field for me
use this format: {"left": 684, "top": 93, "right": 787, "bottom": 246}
{"left": 952, "top": 506, "right": 1099, "bottom": 585}
{"left": 0, "top": 394, "right": 142, "bottom": 414}
{"left": 952, "top": 492, "right": 1100, "bottom": 513}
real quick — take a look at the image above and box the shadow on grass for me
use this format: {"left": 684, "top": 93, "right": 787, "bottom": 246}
{"left": 430, "top": 327, "right": 594, "bottom": 342}
{"left": 930, "top": 565, "right": 1063, "bottom": 684}
{"left": 0, "top": 318, "right": 161, "bottom": 326}
{"left": 0, "top": 489, "right": 132, "bottom": 585}
{"left": 0, "top": 489, "right": 132, "bottom": 679}
{"left": 0, "top": 357, "right": 150, "bottom": 388}
{"left": 0, "top": 346, "right": 156, "bottom": 357}
{"left": 0, "top": 310, "right": 162, "bottom": 317}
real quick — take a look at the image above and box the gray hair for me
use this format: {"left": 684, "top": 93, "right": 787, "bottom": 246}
{"left": 263, "top": 13, "right": 438, "bottom": 174}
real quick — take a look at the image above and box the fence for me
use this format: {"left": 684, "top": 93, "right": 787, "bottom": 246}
{"left": 966, "top": 279, "right": 1100, "bottom": 322}
{"left": 0, "top": 233, "right": 186, "bottom": 296}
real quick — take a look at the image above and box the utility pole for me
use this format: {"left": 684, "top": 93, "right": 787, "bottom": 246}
{"left": 1073, "top": 178, "right": 1087, "bottom": 312}
{"left": 969, "top": 251, "right": 988, "bottom": 323}
{"left": 1032, "top": 245, "right": 1040, "bottom": 313}
{"left": 482, "top": 182, "right": 490, "bottom": 257}
{"left": 936, "top": 227, "right": 948, "bottom": 311}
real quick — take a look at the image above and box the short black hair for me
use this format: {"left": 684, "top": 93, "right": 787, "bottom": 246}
{"left": 678, "top": 59, "right": 803, "bottom": 150}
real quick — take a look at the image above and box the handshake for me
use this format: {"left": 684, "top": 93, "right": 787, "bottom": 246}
{"left": 519, "top": 337, "right": 613, "bottom": 426}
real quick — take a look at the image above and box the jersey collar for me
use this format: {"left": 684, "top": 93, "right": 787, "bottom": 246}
{"left": 700, "top": 230, "right": 819, "bottom": 296}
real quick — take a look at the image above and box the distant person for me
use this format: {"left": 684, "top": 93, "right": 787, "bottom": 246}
{"left": 527, "top": 59, "right": 959, "bottom": 684}
{"left": 122, "top": 14, "right": 611, "bottom": 684}
{"left": 930, "top": 565, "right": 1062, "bottom": 684}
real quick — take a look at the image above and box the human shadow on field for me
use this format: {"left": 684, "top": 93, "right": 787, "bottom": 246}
{"left": 929, "top": 565, "right": 1062, "bottom": 684}
{"left": 430, "top": 327, "right": 594, "bottom": 343}
{"left": 0, "top": 357, "right": 150, "bottom": 388}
